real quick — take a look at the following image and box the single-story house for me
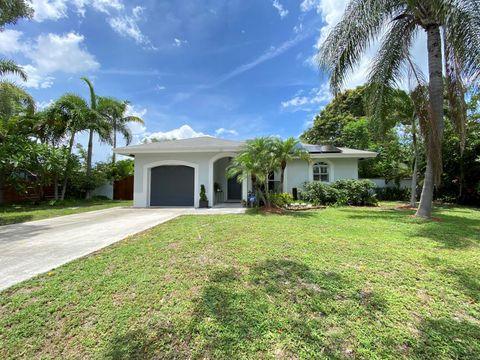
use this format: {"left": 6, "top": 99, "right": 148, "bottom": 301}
{"left": 114, "top": 137, "right": 377, "bottom": 208}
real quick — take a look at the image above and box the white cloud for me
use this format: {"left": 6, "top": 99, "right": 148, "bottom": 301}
{"left": 108, "top": 6, "right": 154, "bottom": 48}
{"left": 31, "top": 0, "right": 68, "bottom": 21}
{"left": 31, "top": 0, "right": 123, "bottom": 22}
{"left": 173, "top": 38, "right": 188, "bottom": 47}
{"left": 33, "top": 32, "right": 99, "bottom": 73}
{"left": 272, "top": 0, "right": 289, "bottom": 18}
{"left": 215, "top": 128, "right": 239, "bottom": 137}
{"left": 155, "top": 85, "right": 166, "bottom": 91}
{"left": 0, "top": 30, "right": 27, "bottom": 53}
{"left": 281, "top": 83, "right": 331, "bottom": 111}
{"left": 144, "top": 125, "right": 209, "bottom": 142}
{"left": 0, "top": 31, "right": 99, "bottom": 88}
{"left": 22, "top": 65, "right": 55, "bottom": 88}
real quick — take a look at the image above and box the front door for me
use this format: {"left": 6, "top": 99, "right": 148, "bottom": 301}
{"left": 227, "top": 175, "right": 242, "bottom": 201}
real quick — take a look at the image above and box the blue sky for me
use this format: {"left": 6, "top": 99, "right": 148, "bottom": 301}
{"left": 0, "top": 0, "right": 427, "bottom": 162}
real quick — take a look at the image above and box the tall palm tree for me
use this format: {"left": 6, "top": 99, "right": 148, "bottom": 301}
{"left": 227, "top": 137, "right": 277, "bottom": 207}
{"left": 97, "top": 97, "right": 144, "bottom": 163}
{"left": 47, "top": 94, "right": 91, "bottom": 200}
{"left": 272, "top": 137, "right": 311, "bottom": 193}
{"left": 81, "top": 77, "right": 111, "bottom": 198}
{"left": 317, "top": 0, "right": 480, "bottom": 218}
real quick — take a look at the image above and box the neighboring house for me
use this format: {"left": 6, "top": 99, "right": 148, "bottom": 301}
{"left": 114, "top": 137, "right": 377, "bottom": 208}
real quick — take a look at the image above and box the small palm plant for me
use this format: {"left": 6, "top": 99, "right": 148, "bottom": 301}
{"left": 227, "top": 137, "right": 277, "bottom": 207}
{"left": 272, "top": 137, "right": 311, "bottom": 193}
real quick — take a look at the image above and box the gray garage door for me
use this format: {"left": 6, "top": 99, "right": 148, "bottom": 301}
{"left": 150, "top": 165, "right": 194, "bottom": 206}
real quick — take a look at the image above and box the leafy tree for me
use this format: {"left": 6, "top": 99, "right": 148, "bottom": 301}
{"left": 97, "top": 97, "right": 144, "bottom": 163}
{"left": 0, "top": 0, "right": 33, "bottom": 29}
{"left": 317, "top": 0, "right": 480, "bottom": 218}
{"left": 302, "top": 87, "right": 412, "bottom": 184}
{"left": 272, "top": 137, "right": 311, "bottom": 192}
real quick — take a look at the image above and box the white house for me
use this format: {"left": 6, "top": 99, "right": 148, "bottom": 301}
{"left": 114, "top": 137, "right": 377, "bottom": 208}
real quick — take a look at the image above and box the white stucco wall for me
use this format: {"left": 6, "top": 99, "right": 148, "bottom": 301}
{"left": 133, "top": 152, "right": 362, "bottom": 207}
{"left": 285, "top": 158, "right": 359, "bottom": 194}
{"left": 134, "top": 152, "right": 248, "bottom": 207}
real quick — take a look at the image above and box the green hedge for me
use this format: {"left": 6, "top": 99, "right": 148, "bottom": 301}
{"left": 300, "top": 179, "right": 378, "bottom": 206}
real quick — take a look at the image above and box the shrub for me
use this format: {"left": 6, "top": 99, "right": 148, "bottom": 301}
{"left": 200, "top": 185, "right": 208, "bottom": 201}
{"left": 268, "top": 192, "right": 294, "bottom": 208}
{"left": 331, "top": 179, "right": 378, "bottom": 206}
{"left": 299, "top": 182, "right": 341, "bottom": 205}
{"left": 300, "top": 179, "right": 378, "bottom": 206}
{"left": 375, "top": 186, "right": 410, "bottom": 201}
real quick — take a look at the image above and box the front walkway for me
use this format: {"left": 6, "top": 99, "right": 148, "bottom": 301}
{"left": 0, "top": 206, "right": 245, "bottom": 291}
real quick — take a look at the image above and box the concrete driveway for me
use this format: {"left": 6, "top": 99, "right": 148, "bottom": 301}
{"left": 0, "top": 206, "right": 244, "bottom": 291}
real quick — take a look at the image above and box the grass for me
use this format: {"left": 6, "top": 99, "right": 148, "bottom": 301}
{"left": 0, "top": 203, "right": 479, "bottom": 359}
{"left": 0, "top": 199, "right": 132, "bottom": 226}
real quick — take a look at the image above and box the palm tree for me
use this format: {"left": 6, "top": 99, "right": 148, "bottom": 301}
{"left": 227, "top": 137, "right": 277, "bottom": 207}
{"left": 47, "top": 94, "right": 91, "bottom": 200}
{"left": 97, "top": 97, "right": 144, "bottom": 163}
{"left": 81, "top": 77, "right": 111, "bottom": 198}
{"left": 272, "top": 137, "right": 311, "bottom": 193}
{"left": 317, "top": 0, "right": 480, "bottom": 218}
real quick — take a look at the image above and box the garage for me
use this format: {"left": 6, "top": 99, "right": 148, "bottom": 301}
{"left": 150, "top": 165, "right": 195, "bottom": 206}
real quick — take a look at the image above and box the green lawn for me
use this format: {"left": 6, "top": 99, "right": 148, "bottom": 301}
{"left": 0, "top": 203, "right": 479, "bottom": 359}
{"left": 0, "top": 199, "right": 132, "bottom": 226}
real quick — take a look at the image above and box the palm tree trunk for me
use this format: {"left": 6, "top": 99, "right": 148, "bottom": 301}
{"left": 416, "top": 26, "right": 444, "bottom": 218}
{"left": 85, "top": 128, "right": 94, "bottom": 199}
{"left": 112, "top": 121, "right": 117, "bottom": 164}
{"left": 280, "top": 163, "right": 286, "bottom": 193}
{"left": 61, "top": 133, "right": 76, "bottom": 201}
{"left": 410, "top": 117, "right": 419, "bottom": 208}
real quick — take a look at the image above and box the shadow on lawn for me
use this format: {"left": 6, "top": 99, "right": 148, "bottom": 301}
{"left": 186, "top": 259, "right": 387, "bottom": 358}
{"left": 341, "top": 207, "right": 480, "bottom": 249}
{"left": 410, "top": 317, "right": 480, "bottom": 359}
{"left": 427, "top": 257, "right": 480, "bottom": 303}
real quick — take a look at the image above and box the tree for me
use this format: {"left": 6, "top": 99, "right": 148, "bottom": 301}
{"left": 317, "top": 0, "right": 480, "bottom": 218}
{"left": 0, "top": 0, "right": 33, "bottom": 29}
{"left": 301, "top": 86, "right": 412, "bottom": 184}
{"left": 47, "top": 94, "right": 91, "bottom": 200}
{"left": 81, "top": 77, "right": 111, "bottom": 198}
{"left": 272, "top": 137, "right": 311, "bottom": 192}
{"left": 227, "top": 137, "right": 277, "bottom": 207}
{"left": 97, "top": 97, "right": 144, "bottom": 163}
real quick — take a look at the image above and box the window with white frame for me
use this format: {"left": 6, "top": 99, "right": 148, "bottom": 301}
{"left": 313, "top": 162, "right": 330, "bottom": 182}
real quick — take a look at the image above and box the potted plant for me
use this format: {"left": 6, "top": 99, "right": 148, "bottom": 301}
{"left": 199, "top": 184, "right": 209, "bottom": 208}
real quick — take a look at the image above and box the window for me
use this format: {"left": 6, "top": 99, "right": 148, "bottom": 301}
{"left": 267, "top": 172, "right": 281, "bottom": 193}
{"left": 313, "top": 162, "right": 329, "bottom": 182}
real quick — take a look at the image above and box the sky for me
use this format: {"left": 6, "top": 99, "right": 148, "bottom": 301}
{"left": 0, "top": 0, "right": 428, "bottom": 162}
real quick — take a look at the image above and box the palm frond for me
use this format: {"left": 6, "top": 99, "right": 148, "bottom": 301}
{"left": 318, "top": 0, "right": 401, "bottom": 94}
{"left": 0, "top": 59, "right": 27, "bottom": 81}
{"left": 443, "top": 26, "right": 467, "bottom": 154}
{"left": 81, "top": 76, "right": 97, "bottom": 110}
{"left": 365, "top": 15, "right": 418, "bottom": 132}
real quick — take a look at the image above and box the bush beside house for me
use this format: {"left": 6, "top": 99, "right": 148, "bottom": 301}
{"left": 300, "top": 179, "right": 378, "bottom": 206}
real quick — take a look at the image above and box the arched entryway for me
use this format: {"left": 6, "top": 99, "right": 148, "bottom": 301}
{"left": 209, "top": 153, "right": 246, "bottom": 206}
